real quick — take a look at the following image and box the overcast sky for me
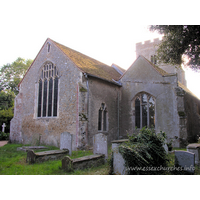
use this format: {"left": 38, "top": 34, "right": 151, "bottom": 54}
{"left": 1, "top": 0, "right": 200, "bottom": 98}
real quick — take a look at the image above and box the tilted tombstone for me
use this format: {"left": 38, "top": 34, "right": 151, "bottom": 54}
{"left": 93, "top": 133, "right": 108, "bottom": 159}
{"left": 175, "top": 150, "right": 195, "bottom": 174}
{"left": 60, "top": 132, "right": 72, "bottom": 156}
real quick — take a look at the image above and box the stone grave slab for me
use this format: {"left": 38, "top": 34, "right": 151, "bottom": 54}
{"left": 175, "top": 150, "right": 195, "bottom": 174}
{"left": 26, "top": 149, "right": 69, "bottom": 164}
{"left": 60, "top": 132, "right": 72, "bottom": 155}
{"left": 17, "top": 146, "right": 48, "bottom": 152}
{"left": 62, "top": 154, "right": 105, "bottom": 171}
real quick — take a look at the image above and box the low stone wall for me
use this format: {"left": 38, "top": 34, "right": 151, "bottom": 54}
{"left": 62, "top": 154, "right": 105, "bottom": 171}
{"left": 26, "top": 149, "right": 69, "bottom": 164}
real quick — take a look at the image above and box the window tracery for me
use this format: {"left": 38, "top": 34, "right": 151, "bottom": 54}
{"left": 134, "top": 93, "right": 155, "bottom": 128}
{"left": 37, "top": 62, "right": 59, "bottom": 117}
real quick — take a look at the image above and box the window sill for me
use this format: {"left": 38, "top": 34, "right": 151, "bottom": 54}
{"left": 36, "top": 116, "right": 58, "bottom": 119}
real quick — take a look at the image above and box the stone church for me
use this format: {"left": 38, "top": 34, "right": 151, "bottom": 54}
{"left": 10, "top": 38, "right": 200, "bottom": 149}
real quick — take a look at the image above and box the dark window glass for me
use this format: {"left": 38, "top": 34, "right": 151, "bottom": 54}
{"left": 103, "top": 110, "right": 107, "bottom": 131}
{"left": 48, "top": 78, "right": 53, "bottom": 117}
{"left": 98, "top": 109, "right": 102, "bottom": 131}
{"left": 43, "top": 79, "right": 47, "bottom": 117}
{"left": 149, "top": 97, "right": 155, "bottom": 128}
{"left": 38, "top": 62, "right": 59, "bottom": 118}
{"left": 53, "top": 77, "right": 58, "bottom": 116}
{"left": 38, "top": 80, "right": 42, "bottom": 117}
{"left": 135, "top": 98, "right": 140, "bottom": 128}
{"left": 135, "top": 94, "right": 155, "bottom": 129}
{"left": 142, "top": 104, "right": 147, "bottom": 127}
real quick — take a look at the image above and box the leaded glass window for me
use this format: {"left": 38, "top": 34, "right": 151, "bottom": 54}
{"left": 134, "top": 93, "right": 155, "bottom": 128}
{"left": 37, "top": 62, "right": 59, "bottom": 117}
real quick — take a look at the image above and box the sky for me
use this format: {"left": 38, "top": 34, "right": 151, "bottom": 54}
{"left": 1, "top": 0, "right": 200, "bottom": 98}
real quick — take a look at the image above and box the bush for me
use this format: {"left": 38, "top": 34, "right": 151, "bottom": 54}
{"left": 119, "top": 128, "right": 168, "bottom": 175}
{"left": 0, "top": 132, "right": 9, "bottom": 140}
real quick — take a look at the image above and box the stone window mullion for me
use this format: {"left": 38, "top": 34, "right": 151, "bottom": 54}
{"left": 37, "top": 62, "right": 59, "bottom": 118}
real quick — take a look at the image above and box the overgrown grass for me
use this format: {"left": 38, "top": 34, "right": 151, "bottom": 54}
{"left": 0, "top": 143, "right": 110, "bottom": 175}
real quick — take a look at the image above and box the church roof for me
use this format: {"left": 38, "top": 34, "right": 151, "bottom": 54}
{"left": 52, "top": 39, "right": 123, "bottom": 85}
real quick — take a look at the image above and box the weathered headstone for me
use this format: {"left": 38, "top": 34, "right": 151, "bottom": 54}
{"left": 187, "top": 143, "right": 200, "bottom": 165}
{"left": 93, "top": 133, "right": 108, "bottom": 159}
{"left": 60, "top": 132, "right": 72, "bottom": 155}
{"left": 2, "top": 123, "right": 6, "bottom": 132}
{"left": 175, "top": 150, "right": 195, "bottom": 174}
{"left": 111, "top": 139, "right": 129, "bottom": 175}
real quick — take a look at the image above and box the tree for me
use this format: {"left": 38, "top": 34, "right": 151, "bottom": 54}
{"left": 0, "top": 57, "right": 33, "bottom": 95}
{"left": 149, "top": 25, "right": 200, "bottom": 70}
{"left": 0, "top": 58, "right": 32, "bottom": 133}
{"left": 0, "top": 90, "right": 15, "bottom": 133}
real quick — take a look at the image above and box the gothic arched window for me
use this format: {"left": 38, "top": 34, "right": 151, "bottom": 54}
{"left": 134, "top": 93, "right": 155, "bottom": 128}
{"left": 37, "top": 62, "right": 59, "bottom": 117}
{"left": 98, "top": 103, "right": 107, "bottom": 131}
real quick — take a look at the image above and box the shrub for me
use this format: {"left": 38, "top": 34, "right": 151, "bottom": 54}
{"left": 0, "top": 132, "right": 9, "bottom": 140}
{"left": 119, "top": 128, "right": 168, "bottom": 175}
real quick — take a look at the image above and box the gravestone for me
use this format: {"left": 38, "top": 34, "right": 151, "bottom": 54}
{"left": 175, "top": 150, "right": 195, "bottom": 174}
{"left": 187, "top": 143, "right": 200, "bottom": 165}
{"left": 93, "top": 133, "right": 108, "bottom": 159}
{"left": 111, "top": 139, "right": 129, "bottom": 175}
{"left": 60, "top": 132, "right": 72, "bottom": 155}
{"left": 2, "top": 123, "right": 6, "bottom": 132}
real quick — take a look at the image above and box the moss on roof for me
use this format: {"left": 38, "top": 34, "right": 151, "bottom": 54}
{"left": 52, "top": 39, "right": 122, "bottom": 84}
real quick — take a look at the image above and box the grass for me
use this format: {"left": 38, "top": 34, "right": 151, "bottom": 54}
{"left": 0, "top": 143, "right": 110, "bottom": 175}
{"left": 1, "top": 144, "right": 200, "bottom": 175}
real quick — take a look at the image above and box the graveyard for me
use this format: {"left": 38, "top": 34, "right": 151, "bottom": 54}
{"left": 1, "top": 141, "right": 200, "bottom": 175}
{"left": 0, "top": 143, "right": 110, "bottom": 175}
{"left": 1, "top": 127, "right": 200, "bottom": 175}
